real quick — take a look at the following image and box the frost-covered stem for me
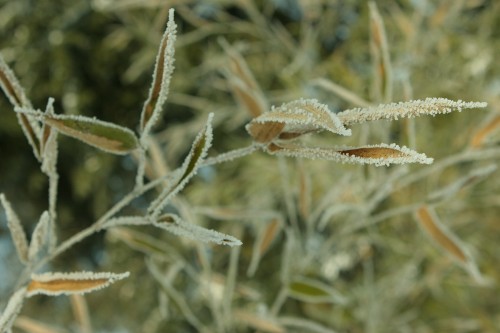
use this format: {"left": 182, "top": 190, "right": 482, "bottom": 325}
{"left": 202, "top": 143, "right": 259, "bottom": 167}
{"left": 135, "top": 146, "right": 147, "bottom": 188}
{"left": 222, "top": 245, "right": 240, "bottom": 330}
{"left": 47, "top": 170, "right": 59, "bottom": 251}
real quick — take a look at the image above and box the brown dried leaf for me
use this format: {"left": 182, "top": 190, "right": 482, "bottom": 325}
{"left": 470, "top": 114, "right": 500, "bottom": 148}
{"left": 415, "top": 205, "right": 467, "bottom": 263}
{"left": 246, "top": 121, "right": 285, "bottom": 143}
{"left": 26, "top": 271, "right": 129, "bottom": 297}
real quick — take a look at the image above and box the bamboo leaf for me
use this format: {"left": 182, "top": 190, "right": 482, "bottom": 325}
{"left": 28, "top": 211, "right": 50, "bottom": 262}
{"left": 0, "top": 288, "right": 27, "bottom": 333}
{"left": 288, "top": 277, "right": 347, "bottom": 304}
{"left": 148, "top": 113, "right": 214, "bottom": 217}
{"left": 26, "top": 271, "right": 129, "bottom": 297}
{"left": 470, "top": 114, "right": 500, "bottom": 148}
{"left": 0, "top": 54, "right": 41, "bottom": 160}
{"left": 221, "top": 40, "right": 268, "bottom": 118}
{"left": 266, "top": 142, "right": 433, "bottom": 166}
{"left": 337, "top": 98, "right": 487, "bottom": 126}
{"left": 154, "top": 214, "right": 242, "bottom": 247}
{"left": 246, "top": 99, "right": 351, "bottom": 143}
{"left": 0, "top": 194, "right": 29, "bottom": 264}
{"left": 41, "top": 113, "right": 139, "bottom": 155}
{"left": 14, "top": 316, "right": 69, "bottom": 333}
{"left": 415, "top": 205, "right": 467, "bottom": 263}
{"left": 140, "top": 8, "right": 177, "bottom": 140}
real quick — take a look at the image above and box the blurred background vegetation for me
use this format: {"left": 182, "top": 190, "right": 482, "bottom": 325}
{"left": 0, "top": 0, "right": 499, "bottom": 332}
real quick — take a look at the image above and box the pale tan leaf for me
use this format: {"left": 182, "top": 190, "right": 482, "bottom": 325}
{"left": 0, "top": 194, "right": 29, "bottom": 264}
{"left": 28, "top": 211, "right": 50, "bottom": 262}
{"left": 14, "top": 316, "right": 68, "bottom": 333}
{"left": 415, "top": 205, "right": 467, "bottom": 263}
{"left": 246, "top": 99, "right": 351, "bottom": 143}
{"left": 247, "top": 218, "right": 282, "bottom": 277}
{"left": 369, "top": 1, "right": 393, "bottom": 102}
{"left": 246, "top": 121, "right": 285, "bottom": 143}
{"left": 310, "top": 78, "right": 372, "bottom": 108}
{"left": 337, "top": 98, "right": 487, "bottom": 126}
{"left": 140, "top": 9, "right": 177, "bottom": 139}
{"left": 266, "top": 142, "right": 433, "bottom": 166}
{"left": 221, "top": 40, "right": 268, "bottom": 118}
{"left": 148, "top": 113, "right": 213, "bottom": 217}
{"left": 153, "top": 213, "right": 242, "bottom": 247}
{"left": 26, "top": 271, "right": 129, "bottom": 297}
{"left": 70, "top": 295, "right": 92, "bottom": 333}
{"left": 470, "top": 114, "right": 500, "bottom": 148}
{"left": 0, "top": 288, "right": 27, "bottom": 333}
{"left": 233, "top": 310, "right": 285, "bottom": 333}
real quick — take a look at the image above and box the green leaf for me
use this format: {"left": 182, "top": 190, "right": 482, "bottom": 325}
{"left": 44, "top": 114, "right": 139, "bottom": 155}
{"left": 288, "top": 277, "right": 347, "bottom": 304}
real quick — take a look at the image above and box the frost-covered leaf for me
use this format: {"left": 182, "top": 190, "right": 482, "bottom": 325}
{"left": 148, "top": 113, "right": 213, "bottom": 217}
{"left": 40, "top": 113, "right": 139, "bottom": 155}
{"left": 28, "top": 211, "right": 50, "bottom": 262}
{"left": 26, "top": 271, "right": 130, "bottom": 297}
{"left": 0, "top": 287, "right": 27, "bottom": 333}
{"left": 153, "top": 214, "right": 242, "bottom": 247}
{"left": 246, "top": 99, "right": 351, "bottom": 143}
{"left": 337, "top": 98, "right": 487, "bottom": 126}
{"left": 0, "top": 54, "right": 41, "bottom": 160}
{"left": 0, "top": 194, "right": 29, "bottom": 264}
{"left": 140, "top": 8, "right": 177, "bottom": 140}
{"left": 288, "top": 277, "right": 347, "bottom": 304}
{"left": 266, "top": 142, "right": 433, "bottom": 166}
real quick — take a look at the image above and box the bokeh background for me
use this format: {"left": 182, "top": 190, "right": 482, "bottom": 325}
{"left": 1, "top": 0, "right": 499, "bottom": 332}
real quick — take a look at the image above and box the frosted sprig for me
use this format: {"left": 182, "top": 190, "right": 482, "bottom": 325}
{"left": 337, "top": 98, "right": 487, "bottom": 126}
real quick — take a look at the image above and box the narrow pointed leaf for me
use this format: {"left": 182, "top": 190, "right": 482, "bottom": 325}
{"left": 470, "top": 114, "right": 500, "bottom": 148}
{"left": 41, "top": 114, "right": 139, "bottom": 154}
{"left": 148, "top": 113, "right": 213, "bottom": 217}
{"left": 266, "top": 142, "right": 433, "bottom": 166}
{"left": 154, "top": 213, "right": 242, "bottom": 247}
{"left": 222, "top": 40, "right": 268, "bottom": 118}
{"left": 246, "top": 99, "right": 351, "bottom": 143}
{"left": 337, "top": 98, "right": 487, "bottom": 126}
{"left": 0, "top": 288, "right": 27, "bottom": 333}
{"left": 233, "top": 310, "right": 285, "bottom": 333}
{"left": 140, "top": 8, "right": 177, "bottom": 139}
{"left": 28, "top": 211, "right": 50, "bottom": 262}
{"left": 0, "top": 54, "right": 41, "bottom": 160}
{"left": 14, "top": 316, "right": 69, "bottom": 333}
{"left": 0, "top": 194, "right": 29, "bottom": 264}
{"left": 26, "top": 271, "right": 129, "bottom": 297}
{"left": 288, "top": 277, "right": 347, "bottom": 304}
{"left": 415, "top": 205, "right": 467, "bottom": 263}
{"left": 107, "top": 227, "right": 171, "bottom": 258}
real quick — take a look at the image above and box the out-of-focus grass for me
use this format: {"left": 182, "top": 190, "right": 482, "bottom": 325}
{"left": 1, "top": 1, "right": 499, "bottom": 332}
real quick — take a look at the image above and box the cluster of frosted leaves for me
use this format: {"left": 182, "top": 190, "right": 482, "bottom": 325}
{"left": 247, "top": 98, "right": 487, "bottom": 166}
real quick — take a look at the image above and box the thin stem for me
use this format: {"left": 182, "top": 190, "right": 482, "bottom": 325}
{"left": 203, "top": 143, "right": 259, "bottom": 167}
